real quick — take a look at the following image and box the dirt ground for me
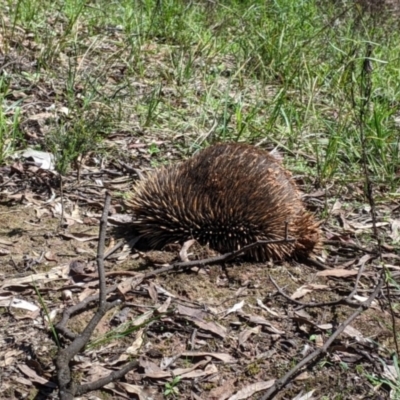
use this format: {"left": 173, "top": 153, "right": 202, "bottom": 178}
{"left": 1, "top": 156, "right": 400, "bottom": 400}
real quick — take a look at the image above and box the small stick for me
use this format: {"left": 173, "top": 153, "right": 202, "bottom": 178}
{"left": 142, "top": 236, "right": 296, "bottom": 278}
{"left": 260, "top": 271, "right": 384, "bottom": 400}
{"left": 270, "top": 259, "right": 368, "bottom": 310}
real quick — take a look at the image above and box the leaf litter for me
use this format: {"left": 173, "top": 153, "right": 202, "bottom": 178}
{"left": 2, "top": 165, "right": 400, "bottom": 399}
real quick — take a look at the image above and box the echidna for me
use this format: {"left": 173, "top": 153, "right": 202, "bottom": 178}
{"left": 127, "top": 143, "right": 320, "bottom": 261}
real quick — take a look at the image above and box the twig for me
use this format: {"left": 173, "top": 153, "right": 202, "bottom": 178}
{"left": 104, "top": 236, "right": 140, "bottom": 260}
{"left": 355, "top": 42, "right": 399, "bottom": 355}
{"left": 58, "top": 175, "right": 64, "bottom": 231}
{"left": 56, "top": 284, "right": 119, "bottom": 340}
{"left": 60, "top": 237, "right": 300, "bottom": 337}
{"left": 270, "top": 259, "right": 368, "bottom": 310}
{"left": 323, "top": 239, "right": 378, "bottom": 254}
{"left": 143, "top": 236, "right": 296, "bottom": 278}
{"left": 260, "top": 271, "right": 385, "bottom": 400}
{"left": 55, "top": 192, "right": 138, "bottom": 399}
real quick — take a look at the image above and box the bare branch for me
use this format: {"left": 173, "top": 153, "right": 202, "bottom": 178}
{"left": 260, "top": 272, "right": 385, "bottom": 400}
{"left": 55, "top": 192, "right": 138, "bottom": 400}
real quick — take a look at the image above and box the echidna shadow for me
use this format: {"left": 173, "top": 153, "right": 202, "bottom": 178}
{"left": 126, "top": 143, "right": 321, "bottom": 261}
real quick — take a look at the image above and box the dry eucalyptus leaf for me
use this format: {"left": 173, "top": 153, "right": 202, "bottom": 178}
{"left": 180, "top": 362, "right": 218, "bottom": 379}
{"left": 131, "top": 310, "right": 154, "bottom": 327}
{"left": 147, "top": 281, "right": 158, "bottom": 304}
{"left": 117, "top": 275, "right": 144, "bottom": 295}
{"left": 18, "top": 364, "right": 57, "bottom": 388}
{"left": 60, "top": 232, "right": 98, "bottom": 242}
{"left": 125, "top": 329, "right": 144, "bottom": 355}
{"left": 390, "top": 219, "right": 400, "bottom": 242}
{"left": 189, "top": 318, "right": 227, "bottom": 338}
{"left": 292, "top": 389, "right": 317, "bottom": 399}
{"left": 256, "top": 299, "right": 285, "bottom": 318}
{"left": 1, "top": 265, "right": 69, "bottom": 288}
{"left": 156, "top": 296, "right": 171, "bottom": 313}
{"left": 224, "top": 300, "right": 245, "bottom": 316}
{"left": 209, "top": 378, "right": 237, "bottom": 400}
{"left": 172, "top": 359, "right": 209, "bottom": 377}
{"left": 44, "top": 251, "right": 58, "bottom": 262}
{"left": 115, "top": 382, "right": 148, "bottom": 400}
{"left": 0, "top": 238, "right": 15, "bottom": 246}
{"left": 291, "top": 285, "right": 313, "bottom": 300}
{"left": 316, "top": 269, "right": 359, "bottom": 278}
{"left": 0, "top": 248, "right": 11, "bottom": 256}
{"left": 181, "top": 351, "right": 236, "bottom": 363}
{"left": 242, "top": 314, "right": 285, "bottom": 335}
{"left": 238, "top": 325, "right": 261, "bottom": 346}
{"left": 180, "top": 239, "right": 196, "bottom": 261}
{"left": 0, "top": 297, "right": 39, "bottom": 312}
{"left": 228, "top": 379, "right": 275, "bottom": 400}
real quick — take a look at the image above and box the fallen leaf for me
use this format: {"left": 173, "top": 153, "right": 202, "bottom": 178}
{"left": 179, "top": 362, "right": 218, "bottom": 379}
{"left": 85, "top": 364, "right": 113, "bottom": 383}
{"left": 117, "top": 275, "right": 144, "bottom": 295}
{"left": 18, "top": 364, "right": 57, "bottom": 388}
{"left": 331, "top": 200, "right": 342, "bottom": 215}
{"left": 0, "top": 238, "right": 14, "bottom": 246}
{"left": 176, "top": 304, "right": 207, "bottom": 319}
{"left": 224, "top": 300, "right": 245, "bottom": 316}
{"left": 228, "top": 380, "right": 275, "bottom": 400}
{"left": 294, "top": 372, "right": 311, "bottom": 381}
{"left": 390, "top": 219, "right": 400, "bottom": 242}
{"left": 78, "top": 287, "right": 96, "bottom": 302}
{"left": 126, "top": 329, "right": 144, "bottom": 355}
{"left": 180, "top": 239, "right": 196, "bottom": 261}
{"left": 12, "top": 375, "right": 33, "bottom": 387}
{"left": 353, "top": 294, "right": 377, "bottom": 306}
{"left": 1, "top": 264, "right": 69, "bottom": 288}
{"left": 238, "top": 326, "right": 261, "bottom": 346}
{"left": 148, "top": 282, "right": 158, "bottom": 304}
{"left": 60, "top": 232, "right": 98, "bottom": 242}
{"left": 0, "top": 350, "right": 24, "bottom": 368}
{"left": 115, "top": 382, "right": 148, "bottom": 400}
{"left": 44, "top": 251, "right": 58, "bottom": 262}
{"left": 291, "top": 285, "right": 313, "bottom": 300}
{"left": 256, "top": 299, "right": 285, "bottom": 318}
{"left": 154, "top": 284, "right": 176, "bottom": 298}
{"left": 316, "top": 269, "right": 359, "bottom": 277}
{"left": 132, "top": 310, "right": 154, "bottom": 327}
{"left": 140, "top": 358, "right": 170, "bottom": 378}
{"left": 292, "top": 389, "right": 317, "bottom": 399}
{"left": 156, "top": 296, "right": 171, "bottom": 313}
{"left": 20, "top": 148, "right": 55, "bottom": 170}
{"left": 0, "top": 297, "right": 39, "bottom": 312}
{"left": 189, "top": 318, "right": 227, "bottom": 338}
{"left": 172, "top": 359, "right": 209, "bottom": 377}
{"left": 209, "top": 378, "right": 237, "bottom": 400}
{"left": 241, "top": 313, "right": 285, "bottom": 334}
{"left": 316, "top": 323, "right": 333, "bottom": 330}
{"left": 181, "top": 351, "right": 236, "bottom": 363}
{"left": 343, "top": 325, "right": 369, "bottom": 345}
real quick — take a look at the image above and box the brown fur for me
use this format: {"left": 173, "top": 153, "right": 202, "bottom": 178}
{"left": 127, "top": 143, "right": 321, "bottom": 261}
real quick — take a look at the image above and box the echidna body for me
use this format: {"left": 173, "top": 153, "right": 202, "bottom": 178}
{"left": 127, "top": 143, "right": 320, "bottom": 261}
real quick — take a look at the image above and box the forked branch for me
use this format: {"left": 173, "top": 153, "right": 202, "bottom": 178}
{"left": 55, "top": 192, "right": 138, "bottom": 400}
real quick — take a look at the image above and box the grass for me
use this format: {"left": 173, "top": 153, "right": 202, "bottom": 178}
{"left": 0, "top": 77, "right": 23, "bottom": 165}
{"left": 365, "top": 353, "right": 400, "bottom": 399}
{"left": 164, "top": 375, "right": 181, "bottom": 398}
{"left": 0, "top": 0, "right": 398, "bottom": 190}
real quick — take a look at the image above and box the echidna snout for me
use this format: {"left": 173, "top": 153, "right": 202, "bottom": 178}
{"left": 127, "top": 143, "right": 321, "bottom": 261}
